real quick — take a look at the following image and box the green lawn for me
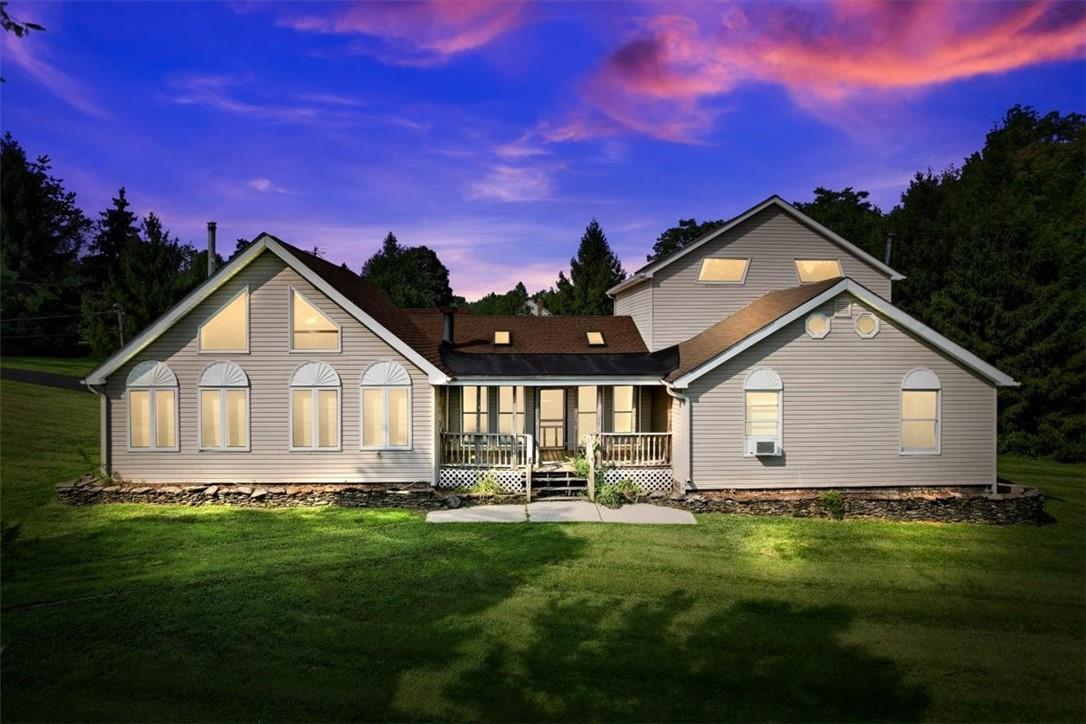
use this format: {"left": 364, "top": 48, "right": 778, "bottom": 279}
{"left": 1, "top": 378, "right": 1083, "bottom": 722}
{"left": 0, "top": 355, "right": 101, "bottom": 378}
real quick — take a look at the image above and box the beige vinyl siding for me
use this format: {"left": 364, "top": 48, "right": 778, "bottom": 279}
{"left": 686, "top": 294, "right": 996, "bottom": 489}
{"left": 671, "top": 395, "right": 690, "bottom": 485}
{"left": 613, "top": 279, "right": 653, "bottom": 348}
{"left": 106, "top": 251, "right": 434, "bottom": 484}
{"left": 649, "top": 207, "right": 893, "bottom": 349}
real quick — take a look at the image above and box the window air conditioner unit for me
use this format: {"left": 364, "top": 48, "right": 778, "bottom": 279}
{"left": 749, "top": 438, "right": 781, "bottom": 457}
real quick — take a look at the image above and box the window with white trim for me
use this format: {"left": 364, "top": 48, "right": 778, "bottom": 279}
{"left": 613, "top": 385, "right": 636, "bottom": 433}
{"left": 126, "top": 361, "right": 179, "bottom": 451}
{"left": 901, "top": 368, "right": 940, "bottom": 454}
{"left": 198, "top": 361, "right": 249, "bottom": 451}
{"left": 290, "top": 288, "right": 340, "bottom": 351}
{"left": 698, "top": 258, "right": 749, "bottom": 283}
{"left": 360, "top": 361, "right": 412, "bottom": 449}
{"left": 577, "top": 385, "right": 598, "bottom": 445}
{"left": 744, "top": 367, "right": 782, "bottom": 454}
{"left": 855, "top": 312, "right": 880, "bottom": 338}
{"left": 198, "top": 287, "right": 248, "bottom": 353}
{"left": 462, "top": 386, "right": 488, "bottom": 434}
{"left": 290, "top": 362, "right": 340, "bottom": 450}
{"left": 794, "top": 259, "right": 843, "bottom": 283}
{"left": 805, "top": 313, "right": 831, "bottom": 339}
{"left": 498, "top": 386, "right": 525, "bottom": 434}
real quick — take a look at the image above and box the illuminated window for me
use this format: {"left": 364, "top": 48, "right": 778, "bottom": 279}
{"left": 855, "top": 312, "right": 880, "bottom": 338}
{"left": 462, "top": 386, "right": 488, "bottom": 434}
{"left": 290, "top": 362, "right": 340, "bottom": 450}
{"left": 498, "top": 386, "right": 525, "bottom": 434}
{"left": 360, "top": 361, "right": 412, "bottom": 449}
{"left": 291, "top": 288, "right": 340, "bottom": 351}
{"left": 577, "top": 386, "right": 598, "bottom": 444}
{"left": 199, "top": 287, "right": 249, "bottom": 352}
{"left": 805, "top": 313, "right": 831, "bottom": 339}
{"left": 743, "top": 367, "right": 782, "bottom": 455}
{"left": 698, "top": 258, "right": 749, "bottom": 283}
{"left": 586, "top": 331, "right": 605, "bottom": 346}
{"left": 198, "top": 361, "right": 249, "bottom": 451}
{"left": 126, "top": 361, "right": 178, "bottom": 451}
{"left": 794, "top": 259, "right": 843, "bottom": 283}
{"left": 901, "top": 368, "right": 940, "bottom": 454}
{"left": 613, "top": 385, "right": 636, "bottom": 433}
{"left": 493, "top": 330, "right": 511, "bottom": 345}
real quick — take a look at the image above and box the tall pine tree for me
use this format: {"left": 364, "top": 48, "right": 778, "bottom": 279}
{"left": 544, "top": 219, "right": 626, "bottom": 315}
{"left": 360, "top": 232, "right": 454, "bottom": 308}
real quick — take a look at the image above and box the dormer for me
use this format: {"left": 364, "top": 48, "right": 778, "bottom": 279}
{"left": 609, "top": 195, "right": 903, "bottom": 351}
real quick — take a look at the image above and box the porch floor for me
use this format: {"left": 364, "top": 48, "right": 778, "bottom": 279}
{"left": 426, "top": 501, "right": 696, "bottom": 525}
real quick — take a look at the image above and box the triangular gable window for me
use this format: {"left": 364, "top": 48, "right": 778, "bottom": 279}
{"left": 199, "top": 288, "right": 249, "bottom": 353}
{"left": 291, "top": 288, "right": 341, "bottom": 352}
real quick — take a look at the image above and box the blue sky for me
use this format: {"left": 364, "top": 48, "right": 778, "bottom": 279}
{"left": 2, "top": 1, "right": 1083, "bottom": 299}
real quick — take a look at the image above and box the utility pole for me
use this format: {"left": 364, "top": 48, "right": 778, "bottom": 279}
{"left": 112, "top": 303, "right": 125, "bottom": 347}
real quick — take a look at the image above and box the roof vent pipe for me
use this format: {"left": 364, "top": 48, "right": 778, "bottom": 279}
{"left": 884, "top": 232, "right": 895, "bottom": 266}
{"left": 442, "top": 308, "right": 454, "bottom": 345}
{"left": 207, "top": 222, "right": 218, "bottom": 277}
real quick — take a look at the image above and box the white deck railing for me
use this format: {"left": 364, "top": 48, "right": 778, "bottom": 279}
{"left": 440, "top": 433, "right": 533, "bottom": 468}
{"left": 593, "top": 432, "right": 672, "bottom": 467}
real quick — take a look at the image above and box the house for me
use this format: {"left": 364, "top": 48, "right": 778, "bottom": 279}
{"left": 82, "top": 195, "right": 1018, "bottom": 497}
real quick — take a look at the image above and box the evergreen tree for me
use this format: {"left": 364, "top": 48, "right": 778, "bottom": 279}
{"left": 469, "top": 282, "right": 530, "bottom": 315}
{"left": 646, "top": 218, "right": 724, "bottom": 263}
{"left": 0, "top": 133, "right": 90, "bottom": 354}
{"left": 360, "top": 232, "right": 453, "bottom": 307}
{"left": 793, "top": 187, "right": 887, "bottom": 259}
{"left": 544, "top": 220, "right": 625, "bottom": 315}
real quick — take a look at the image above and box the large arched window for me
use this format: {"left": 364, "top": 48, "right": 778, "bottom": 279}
{"left": 360, "top": 361, "right": 412, "bottom": 449}
{"left": 198, "top": 361, "right": 250, "bottom": 451}
{"left": 901, "top": 368, "right": 941, "bottom": 454}
{"left": 290, "top": 362, "right": 341, "bottom": 450}
{"left": 744, "top": 367, "right": 782, "bottom": 456}
{"left": 126, "top": 361, "right": 179, "bottom": 451}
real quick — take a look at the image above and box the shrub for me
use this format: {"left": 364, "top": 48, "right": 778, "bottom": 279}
{"left": 569, "top": 455, "right": 591, "bottom": 479}
{"left": 471, "top": 473, "right": 502, "bottom": 497}
{"left": 615, "top": 478, "right": 639, "bottom": 500}
{"left": 818, "top": 490, "right": 846, "bottom": 520}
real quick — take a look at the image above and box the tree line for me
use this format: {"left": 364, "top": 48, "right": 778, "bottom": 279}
{"left": 1, "top": 105, "right": 1080, "bottom": 459}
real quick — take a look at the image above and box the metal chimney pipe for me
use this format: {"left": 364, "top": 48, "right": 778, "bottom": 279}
{"left": 207, "top": 222, "right": 218, "bottom": 277}
{"left": 442, "top": 308, "right": 455, "bottom": 344}
{"left": 884, "top": 232, "right": 895, "bottom": 266}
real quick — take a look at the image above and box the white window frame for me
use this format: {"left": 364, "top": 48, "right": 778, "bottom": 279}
{"left": 197, "top": 286, "right": 250, "bottom": 354}
{"left": 125, "top": 362, "right": 180, "bottom": 453}
{"left": 360, "top": 361, "right": 413, "bottom": 451}
{"left": 198, "top": 387, "right": 251, "bottom": 452}
{"left": 461, "top": 385, "right": 489, "bottom": 434}
{"left": 742, "top": 367, "right": 782, "bottom": 457}
{"left": 497, "top": 385, "right": 525, "bottom": 435}
{"left": 697, "top": 257, "right": 750, "bottom": 285}
{"left": 612, "top": 385, "right": 637, "bottom": 433}
{"left": 289, "top": 362, "right": 342, "bottom": 452}
{"left": 854, "top": 312, "right": 881, "bottom": 338}
{"left": 805, "top": 312, "right": 832, "bottom": 339}
{"left": 900, "top": 368, "right": 941, "bottom": 456}
{"left": 288, "top": 286, "right": 342, "bottom": 354}
{"left": 793, "top": 258, "right": 843, "bottom": 284}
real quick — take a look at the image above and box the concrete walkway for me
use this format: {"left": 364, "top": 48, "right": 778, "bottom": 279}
{"left": 426, "top": 500, "right": 696, "bottom": 525}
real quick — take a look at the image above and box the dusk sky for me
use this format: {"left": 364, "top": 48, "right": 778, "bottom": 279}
{"left": 2, "top": 1, "right": 1083, "bottom": 299}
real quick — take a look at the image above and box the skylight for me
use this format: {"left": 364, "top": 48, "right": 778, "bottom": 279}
{"left": 586, "top": 331, "right": 605, "bottom": 346}
{"left": 493, "top": 330, "right": 511, "bottom": 345}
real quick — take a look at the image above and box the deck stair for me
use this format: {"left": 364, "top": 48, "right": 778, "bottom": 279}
{"left": 531, "top": 469, "right": 589, "bottom": 499}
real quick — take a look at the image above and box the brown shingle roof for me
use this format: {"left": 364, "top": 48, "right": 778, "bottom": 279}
{"left": 665, "top": 278, "right": 842, "bottom": 382}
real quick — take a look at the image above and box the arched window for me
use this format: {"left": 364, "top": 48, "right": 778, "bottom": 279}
{"left": 744, "top": 367, "right": 782, "bottom": 456}
{"left": 126, "top": 361, "right": 179, "bottom": 451}
{"left": 901, "top": 368, "right": 940, "bottom": 454}
{"left": 198, "top": 361, "right": 250, "bottom": 451}
{"left": 290, "top": 362, "right": 341, "bottom": 450}
{"left": 360, "top": 361, "right": 412, "bottom": 449}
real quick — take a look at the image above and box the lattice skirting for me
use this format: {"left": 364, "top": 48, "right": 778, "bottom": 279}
{"left": 602, "top": 467, "right": 675, "bottom": 493}
{"left": 438, "top": 467, "right": 525, "bottom": 493}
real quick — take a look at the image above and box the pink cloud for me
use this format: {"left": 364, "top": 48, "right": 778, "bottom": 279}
{"left": 279, "top": 0, "right": 525, "bottom": 67}
{"left": 581, "top": 0, "right": 1086, "bottom": 142}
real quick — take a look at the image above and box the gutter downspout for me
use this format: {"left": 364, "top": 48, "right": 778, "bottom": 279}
{"left": 664, "top": 383, "right": 691, "bottom": 492}
{"left": 85, "top": 381, "right": 109, "bottom": 479}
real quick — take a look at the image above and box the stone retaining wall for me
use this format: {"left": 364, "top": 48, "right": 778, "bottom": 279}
{"left": 56, "top": 477, "right": 1045, "bottom": 524}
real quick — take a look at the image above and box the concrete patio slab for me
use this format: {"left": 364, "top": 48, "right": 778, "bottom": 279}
{"left": 527, "top": 500, "right": 602, "bottom": 522}
{"left": 596, "top": 503, "right": 696, "bottom": 525}
{"left": 426, "top": 505, "right": 526, "bottom": 523}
